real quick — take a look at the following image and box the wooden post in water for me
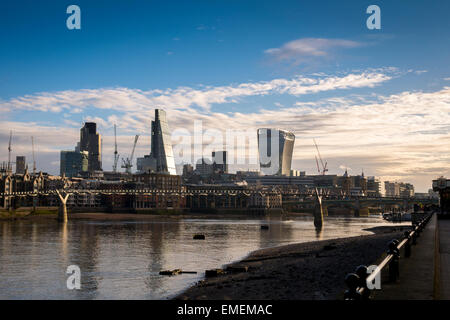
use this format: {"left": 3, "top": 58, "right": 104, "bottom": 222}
{"left": 314, "top": 188, "right": 324, "bottom": 230}
{"left": 56, "top": 190, "right": 70, "bottom": 223}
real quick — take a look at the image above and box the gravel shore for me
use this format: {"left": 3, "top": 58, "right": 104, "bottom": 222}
{"left": 176, "top": 230, "right": 404, "bottom": 300}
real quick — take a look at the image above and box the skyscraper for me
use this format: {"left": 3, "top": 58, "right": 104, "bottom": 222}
{"left": 80, "top": 122, "right": 102, "bottom": 172}
{"left": 257, "top": 128, "right": 295, "bottom": 176}
{"left": 137, "top": 109, "right": 176, "bottom": 175}
{"left": 60, "top": 150, "right": 88, "bottom": 177}
{"left": 16, "top": 156, "right": 26, "bottom": 174}
{"left": 212, "top": 151, "right": 228, "bottom": 174}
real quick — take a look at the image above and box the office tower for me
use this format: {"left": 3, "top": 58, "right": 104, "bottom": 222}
{"left": 137, "top": 109, "right": 176, "bottom": 175}
{"left": 151, "top": 109, "right": 176, "bottom": 174}
{"left": 257, "top": 128, "right": 295, "bottom": 176}
{"left": 16, "top": 156, "right": 26, "bottom": 174}
{"left": 80, "top": 122, "right": 102, "bottom": 172}
{"left": 367, "top": 176, "right": 381, "bottom": 197}
{"left": 60, "top": 151, "right": 88, "bottom": 178}
{"left": 212, "top": 151, "right": 228, "bottom": 174}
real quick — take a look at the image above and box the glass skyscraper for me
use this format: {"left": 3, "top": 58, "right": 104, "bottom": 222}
{"left": 257, "top": 128, "right": 295, "bottom": 176}
{"left": 60, "top": 150, "right": 88, "bottom": 177}
{"left": 79, "top": 122, "right": 102, "bottom": 172}
{"left": 137, "top": 109, "right": 176, "bottom": 175}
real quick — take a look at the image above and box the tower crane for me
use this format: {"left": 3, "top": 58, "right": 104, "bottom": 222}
{"left": 112, "top": 124, "right": 119, "bottom": 173}
{"left": 31, "top": 136, "right": 36, "bottom": 174}
{"left": 7, "top": 130, "right": 12, "bottom": 171}
{"left": 121, "top": 135, "right": 139, "bottom": 174}
{"left": 313, "top": 138, "right": 328, "bottom": 175}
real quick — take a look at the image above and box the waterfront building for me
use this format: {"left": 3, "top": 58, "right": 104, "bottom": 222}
{"left": 353, "top": 171, "right": 367, "bottom": 194}
{"left": 338, "top": 169, "right": 352, "bottom": 195}
{"left": 399, "top": 183, "right": 415, "bottom": 198}
{"left": 367, "top": 176, "right": 382, "bottom": 197}
{"left": 80, "top": 122, "right": 102, "bottom": 172}
{"left": 132, "top": 172, "right": 182, "bottom": 190}
{"left": 433, "top": 177, "right": 450, "bottom": 214}
{"left": 248, "top": 191, "right": 282, "bottom": 209}
{"left": 60, "top": 150, "right": 88, "bottom": 178}
{"left": 136, "top": 109, "right": 176, "bottom": 175}
{"left": 384, "top": 181, "right": 415, "bottom": 198}
{"left": 15, "top": 156, "right": 26, "bottom": 174}
{"left": 0, "top": 171, "right": 45, "bottom": 208}
{"left": 257, "top": 128, "right": 295, "bottom": 176}
{"left": 245, "top": 175, "right": 314, "bottom": 187}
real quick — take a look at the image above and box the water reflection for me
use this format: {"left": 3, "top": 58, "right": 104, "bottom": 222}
{"left": 0, "top": 215, "right": 408, "bottom": 299}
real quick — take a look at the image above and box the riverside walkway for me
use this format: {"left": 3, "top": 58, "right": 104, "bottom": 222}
{"left": 373, "top": 214, "right": 450, "bottom": 300}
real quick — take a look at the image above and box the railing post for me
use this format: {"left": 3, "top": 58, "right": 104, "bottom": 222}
{"left": 344, "top": 273, "right": 362, "bottom": 300}
{"left": 355, "top": 265, "right": 370, "bottom": 300}
{"left": 404, "top": 231, "right": 411, "bottom": 258}
{"left": 388, "top": 240, "right": 400, "bottom": 282}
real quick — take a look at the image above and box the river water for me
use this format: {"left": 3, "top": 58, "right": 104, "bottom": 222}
{"left": 0, "top": 214, "right": 407, "bottom": 299}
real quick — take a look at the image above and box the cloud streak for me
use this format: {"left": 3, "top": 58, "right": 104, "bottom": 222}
{"left": 265, "top": 38, "right": 361, "bottom": 65}
{"left": 0, "top": 71, "right": 391, "bottom": 115}
{"left": 1, "top": 70, "right": 448, "bottom": 191}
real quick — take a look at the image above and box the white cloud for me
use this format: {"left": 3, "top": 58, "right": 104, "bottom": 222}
{"left": 1, "top": 70, "right": 447, "bottom": 191}
{"left": 265, "top": 38, "right": 361, "bottom": 64}
{"left": 0, "top": 71, "right": 391, "bottom": 116}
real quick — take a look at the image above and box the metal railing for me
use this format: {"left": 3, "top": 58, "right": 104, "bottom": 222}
{"left": 344, "top": 213, "right": 433, "bottom": 300}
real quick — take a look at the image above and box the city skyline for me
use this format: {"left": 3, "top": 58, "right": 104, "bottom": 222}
{"left": 1, "top": 1, "right": 449, "bottom": 191}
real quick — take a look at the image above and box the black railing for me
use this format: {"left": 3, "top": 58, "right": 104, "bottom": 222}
{"left": 344, "top": 213, "right": 433, "bottom": 300}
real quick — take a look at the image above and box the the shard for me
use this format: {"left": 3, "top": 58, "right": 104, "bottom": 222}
{"left": 137, "top": 109, "right": 176, "bottom": 175}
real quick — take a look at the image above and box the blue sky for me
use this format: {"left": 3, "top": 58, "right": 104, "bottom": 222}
{"left": 1, "top": 0, "right": 449, "bottom": 191}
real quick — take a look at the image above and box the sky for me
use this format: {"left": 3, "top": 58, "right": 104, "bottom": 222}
{"left": 0, "top": 0, "right": 449, "bottom": 192}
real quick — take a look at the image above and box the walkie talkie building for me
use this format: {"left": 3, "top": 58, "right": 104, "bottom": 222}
{"left": 257, "top": 128, "right": 295, "bottom": 176}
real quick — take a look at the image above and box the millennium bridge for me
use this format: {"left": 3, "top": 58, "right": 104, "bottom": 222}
{"left": 0, "top": 187, "right": 438, "bottom": 223}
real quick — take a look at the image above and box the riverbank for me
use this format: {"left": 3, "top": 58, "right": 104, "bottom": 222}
{"left": 176, "top": 230, "right": 403, "bottom": 300}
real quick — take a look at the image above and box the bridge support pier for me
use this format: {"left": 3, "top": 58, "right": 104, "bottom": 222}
{"left": 56, "top": 190, "right": 70, "bottom": 223}
{"left": 313, "top": 188, "right": 324, "bottom": 230}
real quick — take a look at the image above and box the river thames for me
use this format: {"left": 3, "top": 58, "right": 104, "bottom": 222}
{"left": 0, "top": 215, "right": 407, "bottom": 299}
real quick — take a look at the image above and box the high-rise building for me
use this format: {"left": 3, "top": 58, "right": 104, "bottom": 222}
{"left": 80, "top": 122, "right": 102, "bottom": 172}
{"left": 136, "top": 109, "right": 176, "bottom": 175}
{"left": 60, "top": 151, "right": 88, "bottom": 178}
{"left": 384, "top": 181, "right": 415, "bottom": 198}
{"left": 16, "top": 156, "right": 26, "bottom": 174}
{"left": 367, "top": 176, "right": 381, "bottom": 197}
{"left": 257, "top": 128, "right": 295, "bottom": 176}
{"left": 212, "top": 151, "right": 228, "bottom": 174}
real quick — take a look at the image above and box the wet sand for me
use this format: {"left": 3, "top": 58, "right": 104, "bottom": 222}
{"left": 176, "top": 231, "right": 403, "bottom": 300}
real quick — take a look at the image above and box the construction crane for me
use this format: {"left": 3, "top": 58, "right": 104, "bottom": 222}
{"left": 31, "top": 136, "right": 36, "bottom": 174}
{"left": 313, "top": 138, "right": 328, "bottom": 175}
{"left": 7, "top": 130, "right": 12, "bottom": 171}
{"left": 112, "top": 124, "right": 119, "bottom": 173}
{"left": 121, "top": 135, "right": 139, "bottom": 174}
